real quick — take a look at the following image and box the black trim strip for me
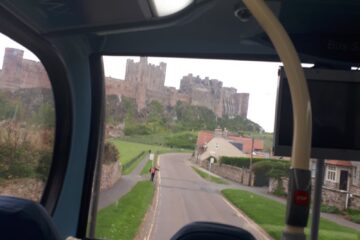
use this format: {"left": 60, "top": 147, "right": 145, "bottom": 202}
{"left": 76, "top": 54, "right": 105, "bottom": 238}
{"left": 0, "top": 5, "right": 73, "bottom": 214}
{"left": 43, "top": 0, "right": 213, "bottom": 37}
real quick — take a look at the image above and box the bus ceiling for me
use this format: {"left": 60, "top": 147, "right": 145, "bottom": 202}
{"left": 1, "top": 0, "right": 360, "bottom": 65}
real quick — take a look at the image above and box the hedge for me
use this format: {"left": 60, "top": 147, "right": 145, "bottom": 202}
{"left": 220, "top": 156, "right": 291, "bottom": 179}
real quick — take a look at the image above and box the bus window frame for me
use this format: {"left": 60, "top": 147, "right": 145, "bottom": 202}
{"left": 0, "top": 5, "right": 73, "bottom": 214}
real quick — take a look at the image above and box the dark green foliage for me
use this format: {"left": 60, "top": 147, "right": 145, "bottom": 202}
{"left": 115, "top": 98, "right": 265, "bottom": 137}
{"left": 0, "top": 89, "right": 55, "bottom": 127}
{"left": 122, "top": 151, "right": 145, "bottom": 172}
{"left": 220, "top": 156, "right": 264, "bottom": 168}
{"left": 347, "top": 209, "right": 360, "bottom": 223}
{"left": 221, "top": 156, "right": 290, "bottom": 179}
{"left": 175, "top": 101, "right": 217, "bottom": 131}
{"left": 0, "top": 92, "right": 15, "bottom": 120}
{"left": 273, "top": 179, "right": 287, "bottom": 197}
{"left": 164, "top": 131, "right": 197, "bottom": 149}
{"left": 32, "top": 102, "right": 55, "bottom": 127}
{"left": 0, "top": 126, "right": 53, "bottom": 180}
{"left": 221, "top": 157, "right": 290, "bottom": 188}
{"left": 219, "top": 116, "right": 263, "bottom": 133}
{"left": 321, "top": 204, "right": 341, "bottom": 214}
{"left": 124, "top": 124, "right": 151, "bottom": 135}
{"left": 252, "top": 160, "right": 290, "bottom": 184}
{"left": 102, "top": 142, "right": 120, "bottom": 164}
{"left": 105, "top": 95, "right": 123, "bottom": 124}
{"left": 35, "top": 151, "right": 52, "bottom": 181}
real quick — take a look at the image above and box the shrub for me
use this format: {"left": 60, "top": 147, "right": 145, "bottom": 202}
{"left": 349, "top": 214, "right": 360, "bottom": 224}
{"left": 124, "top": 124, "right": 151, "bottom": 135}
{"left": 273, "top": 184, "right": 287, "bottom": 197}
{"left": 221, "top": 157, "right": 290, "bottom": 178}
{"left": 102, "top": 142, "right": 120, "bottom": 164}
{"left": 165, "top": 132, "right": 196, "bottom": 149}
{"left": 36, "top": 151, "right": 52, "bottom": 181}
{"left": 347, "top": 208, "right": 360, "bottom": 223}
{"left": 320, "top": 204, "right": 341, "bottom": 214}
{"left": 221, "top": 157, "right": 262, "bottom": 168}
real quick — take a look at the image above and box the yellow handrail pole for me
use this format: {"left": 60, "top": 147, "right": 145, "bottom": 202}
{"left": 242, "top": 0, "right": 312, "bottom": 237}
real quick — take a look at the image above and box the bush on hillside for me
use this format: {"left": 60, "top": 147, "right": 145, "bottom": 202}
{"left": 0, "top": 126, "right": 46, "bottom": 179}
{"left": 124, "top": 124, "right": 151, "bottom": 135}
{"left": 36, "top": 151, "right": 53, "bottom": 181}
{"left": 102, "top": 142, "right": 120, "bottom": 164}
{"left": 165, "top": 132, "right": 197, "bottom": 149}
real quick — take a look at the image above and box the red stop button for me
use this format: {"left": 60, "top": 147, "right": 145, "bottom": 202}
{"left": 294, "top": 190, "right": 309, "bottom": 206}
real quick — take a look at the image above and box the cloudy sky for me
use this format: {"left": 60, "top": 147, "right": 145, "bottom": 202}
{"left": 0, "top": 33, "right": 281, "bottom": 132}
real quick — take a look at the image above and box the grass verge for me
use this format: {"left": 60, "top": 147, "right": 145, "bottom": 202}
{"left": 141, "top": 160, "right": 154, "bottom": 175}
{"left": 192, "top": 166, "right": 227, "bottom": 184}
{"left": 96, "top": 181, "right": 154, "bottom": 240}
{"left": 111, "top": 139, "right": 190, "bottom": 175}
{"left": 222, "top": 189, "right": 360, "bottom": 240}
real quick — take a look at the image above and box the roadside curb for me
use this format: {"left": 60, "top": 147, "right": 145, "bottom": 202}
{"left": 221, "top": 194, "right": 274, "bottom": 240}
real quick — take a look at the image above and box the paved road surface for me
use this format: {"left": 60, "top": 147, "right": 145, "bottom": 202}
{"left": 149, "top": 153, "right": 266, "bottom": 240}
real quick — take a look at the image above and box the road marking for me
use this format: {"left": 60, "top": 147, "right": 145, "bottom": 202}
{"left": 145, "top": 156, "right": 161, "bottom": 240}
{"left": 221, "top": 195, "right": 273, "bottom": 240}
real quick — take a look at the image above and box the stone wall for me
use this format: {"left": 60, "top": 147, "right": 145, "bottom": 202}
{"left": 200, "top": 161, "right": 254, "bottom": 186}
{"left": 349, "top": 185, "right": 360, "bottom": 209}
{"left": 0, "top": 178, "right": 44, "bottom": 202}
{"left": 269, "top": 177, "right": 360, "bottom": 210}
{"left": 100, "top": 162, "right": 122, "bottom": 190}
{"left": 0, "top": 162, "right": 121, "bottom": 202}
{"left": 0, "top": 48, "right": 50, "bottom": 90}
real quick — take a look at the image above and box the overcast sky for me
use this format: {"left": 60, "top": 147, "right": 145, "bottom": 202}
{"left": 0, "top": 33, "right": 280, "bottom": 132}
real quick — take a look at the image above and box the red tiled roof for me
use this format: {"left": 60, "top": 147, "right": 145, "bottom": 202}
{"left": 196, "top": 130, "right": 264, "bottom": 154}
{"left": 196, "top": 131, "right": 214, "bottom": 147}
{"left": 326, "top": 160, "right": 352, "bottom": 167}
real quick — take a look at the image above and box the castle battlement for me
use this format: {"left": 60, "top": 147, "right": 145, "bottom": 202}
{"left": 1, "top": 49, "right": 249, "bottom": 118}
{"left": 0, "top": 48, "right": 50, "bottom": 90}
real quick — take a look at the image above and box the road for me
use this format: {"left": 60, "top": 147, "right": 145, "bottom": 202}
{"left": 149, "top": 153, "right": 268, "bottom": 240}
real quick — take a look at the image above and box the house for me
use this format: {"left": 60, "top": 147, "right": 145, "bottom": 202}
{"left": 310, "top": 159, "right": 360, "bottom": 210}
{"left": 195, "top": 128, "right": 264, "bottom": 162}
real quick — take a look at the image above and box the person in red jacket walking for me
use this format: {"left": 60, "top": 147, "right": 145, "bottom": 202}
{"left": 149, "top": 166, "right": 159, "bottom": 182}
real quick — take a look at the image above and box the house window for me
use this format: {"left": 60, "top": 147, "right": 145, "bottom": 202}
{"left": 326, "top": 165, "right": 336, "bottom": 182}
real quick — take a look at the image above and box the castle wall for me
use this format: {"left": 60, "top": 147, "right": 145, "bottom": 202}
{"left": 0, "top": 48, "right": 50, "bottom": 90}
{"left": 1, "top": 49, "right": 249, "bottom": 119}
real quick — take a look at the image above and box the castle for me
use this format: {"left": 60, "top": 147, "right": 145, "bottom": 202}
{"left": 0, "top": 48, "right": 50, "bottom": 89}
{"left": 0, "top": 48, "right": 249, "bottom": 118}
{"left": 106, "top": 57, "right": 249, "bottom": 118}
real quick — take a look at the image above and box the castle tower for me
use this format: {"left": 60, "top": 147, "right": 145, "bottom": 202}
{"left": 1, "top": 48, "right": 24, "bottom": 89}
{"left": 124, "top": 57, "right": 167, "bottom": 111}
